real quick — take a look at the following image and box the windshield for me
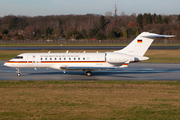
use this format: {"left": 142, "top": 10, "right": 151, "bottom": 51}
{"left": 14, "top": 56, "right": 23, "bottom": 59}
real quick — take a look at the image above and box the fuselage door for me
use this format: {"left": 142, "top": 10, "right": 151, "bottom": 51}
{"left": 27, "top": 55, "right": 35, "bottom": 67}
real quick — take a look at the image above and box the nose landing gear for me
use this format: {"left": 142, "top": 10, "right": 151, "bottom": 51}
{"left": 16, "top": 68, "right": 21, "bottom": 77}
{"left": 17, "top": 73, "right": 21, "bottom": 77}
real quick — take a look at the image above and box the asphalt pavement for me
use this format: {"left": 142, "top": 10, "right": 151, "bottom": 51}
{"left": 1, "top": 61, "right": 180, "bottom": 81}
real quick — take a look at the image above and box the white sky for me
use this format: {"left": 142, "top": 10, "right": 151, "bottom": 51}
{"left": 0, "top": 0, "right": 179, "bottom": 17}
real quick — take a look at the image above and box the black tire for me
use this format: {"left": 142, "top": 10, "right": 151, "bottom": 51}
{"left": 86, "top": 71, "right": 92, "bottom": 76}
{"left": 17, "top": 73, "right": 21, "bottom": 77}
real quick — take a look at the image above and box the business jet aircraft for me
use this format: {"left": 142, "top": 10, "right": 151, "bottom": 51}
{"left": 4, "top": 32, "right": 175, "bottom": 76}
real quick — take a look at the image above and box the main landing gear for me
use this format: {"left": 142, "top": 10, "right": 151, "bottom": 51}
{"left": 85, "top": 71, "right": 92, "bottom": 76}
{"left": 16, "top": 68, "right": 21, "bottom": 77}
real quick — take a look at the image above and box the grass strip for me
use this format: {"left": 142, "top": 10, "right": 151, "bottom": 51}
{"left": 0, "top": 43, "right": 180, "bottom": 46}
{"left": 0, "top": 43, "right": 128, "bottom": 46}
{"left": 1, "top": 80, "right": 180, "bottom": 86}
{"left": 0, "top": 80, "right": 180, "bottom": 119}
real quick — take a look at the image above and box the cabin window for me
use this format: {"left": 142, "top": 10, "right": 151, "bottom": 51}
{"left": 78, "top": 58, "right": 80, "bottom": 60}
{"left": 74, "top": 58, "right": 76, "bottom": 60}
{"left": 69, "top": 58, "right": 71, "bottom": 60}
{"left": 45, "top": 58, "right": 47, "bottom": 60}
{"left": 83, "top": 57, "right": 85, "bottom": 60}
{"left": 55, "top": 58, "right": 57, "bottom": 60}
{"left": 59, "top": 58, "right": 61, "bottom": 60}
{"left": 50, "top": 58, "right": 52, "bottom": 60}
{"left": 64, "top": 58, "right": 66, "bottom": 60}
{"left": 14, "top": 56, "right": 23, "bottom": 59}
{"left": 41, "top": 58, "right": 43, "bottom": 60}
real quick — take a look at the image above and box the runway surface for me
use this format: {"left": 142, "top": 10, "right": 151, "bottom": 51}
{"left": 1, "top": 61, "right": 180, "bottom": 81}
{"left": 1, "top": 46, "right": 180, "bottom": 50}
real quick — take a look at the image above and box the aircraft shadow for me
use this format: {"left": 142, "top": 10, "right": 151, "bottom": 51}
{"left": 28, "top": 68, "right": 180, "bottom": 77}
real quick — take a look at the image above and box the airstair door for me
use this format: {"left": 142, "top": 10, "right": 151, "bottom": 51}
{"left": 27, "top": 55, "right": 35, "bottom": 67}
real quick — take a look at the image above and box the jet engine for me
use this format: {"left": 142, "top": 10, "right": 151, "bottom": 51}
{"left": 105, "top": 52, "right": 134, "bottom": 64}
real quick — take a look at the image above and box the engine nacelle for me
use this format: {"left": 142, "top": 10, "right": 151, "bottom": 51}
{"left": 105, "top": 52, "right": 134, "bottom": 64}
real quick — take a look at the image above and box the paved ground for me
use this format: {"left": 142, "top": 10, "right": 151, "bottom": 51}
{"left": 1, "top": 61, "right": 180, "bottom": 81}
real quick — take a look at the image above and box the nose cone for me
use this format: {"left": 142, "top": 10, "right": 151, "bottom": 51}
{"left": 4, "top": 62, "right": 8, "bottom": 66}
{"left": 4, "top": 62, "right": 11, "bottom": 67}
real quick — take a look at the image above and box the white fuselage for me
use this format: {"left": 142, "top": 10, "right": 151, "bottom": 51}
{"left": 4, "top": 52, "right": 135, "bottom": 71}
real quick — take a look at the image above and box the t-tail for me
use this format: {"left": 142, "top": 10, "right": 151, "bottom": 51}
{"left": 114, "top": 32, "right": 175, "bottom": 57}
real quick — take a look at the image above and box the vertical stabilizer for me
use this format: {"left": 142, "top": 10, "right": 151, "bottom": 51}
{"left": 114, "top": 32, "right": 175, "bottom": 56}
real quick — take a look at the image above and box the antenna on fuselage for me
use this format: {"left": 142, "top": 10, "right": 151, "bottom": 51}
{"left": 48, "top": 51, "right": 51, "bottom": 53}
{"left": 66, "top": 50, "right": 69, "bottom": 53}
{"left": 83, "top": 51, "right": 86, "bottom": 53}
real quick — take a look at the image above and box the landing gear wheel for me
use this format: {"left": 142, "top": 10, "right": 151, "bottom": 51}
{"left": 16, "top": 68, "right": 21, "bottom": 77}
{"left": 17, "top": 73, "right": 21, "bottom": 77}
{"left": 86, "top": 71, "right": 92, "bottom": 76}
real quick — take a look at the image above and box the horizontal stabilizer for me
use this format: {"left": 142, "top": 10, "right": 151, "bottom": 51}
{"left": 142, "top": 34, "right": 175, "bottom": 38}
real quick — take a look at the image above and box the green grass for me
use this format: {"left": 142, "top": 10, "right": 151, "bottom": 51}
{"left": 0, "top": 43, "right": 128, "bottom": 46}
{"left": 1, "top": 80, "right": 180, "bottom": 86}
{"left": 143, "top": 50, "right": 180, "bottom": 63}
{"left": 1, "top": 81, "right": 180, "bottom": 119}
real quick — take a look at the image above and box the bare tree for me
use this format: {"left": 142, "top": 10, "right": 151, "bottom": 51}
{"left": 105, "top": 11, "right": 112, "bottom": 17}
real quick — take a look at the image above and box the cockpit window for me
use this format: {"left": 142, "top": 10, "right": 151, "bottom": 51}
{"left": 14, "top": 56, "right": 23, "bottom": 59}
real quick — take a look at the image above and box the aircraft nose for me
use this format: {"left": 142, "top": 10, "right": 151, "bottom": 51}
{"left": 4, "top": 62, "right": 10, "bottom": 67}
{"left": 4, "top": 62, "right": 8, "bottom": 66}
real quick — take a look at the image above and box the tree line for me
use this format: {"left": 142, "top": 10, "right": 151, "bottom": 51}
{"left": 0, "top": 13, "right": 180, "bottom": 40}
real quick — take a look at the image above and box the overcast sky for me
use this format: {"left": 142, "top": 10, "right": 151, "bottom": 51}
{"left": 0, "top": 0, "right": 179, "bottom": 17}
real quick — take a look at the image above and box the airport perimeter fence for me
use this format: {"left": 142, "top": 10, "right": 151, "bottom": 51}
{"left": 0, "top": 39, "right": 180, "bottom": 44}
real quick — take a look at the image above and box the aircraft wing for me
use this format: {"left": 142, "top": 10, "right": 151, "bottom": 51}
{"left": 64, "top": 67, "right": 118, "bottom": 71}
{"left": 50, "top": 64, "right": 129, "bottom": 71}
